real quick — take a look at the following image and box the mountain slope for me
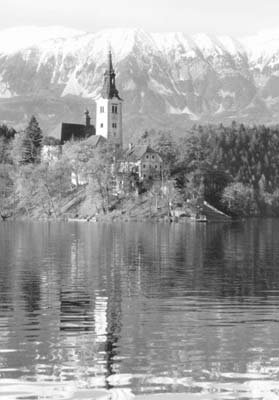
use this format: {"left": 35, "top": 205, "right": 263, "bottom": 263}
{"left": 0, "top": 26, "right": 279, "bottom": 141}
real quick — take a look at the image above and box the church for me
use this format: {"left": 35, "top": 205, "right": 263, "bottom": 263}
{"left": 60, "top": 50, "right": 123, "bottom": 151}
{"left": 45, "top": 50, "right": 162, "bottom": 184}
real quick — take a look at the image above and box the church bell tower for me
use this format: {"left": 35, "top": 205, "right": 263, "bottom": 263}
{"left": 96, "top": 51, "right": 123, "bottom": 150}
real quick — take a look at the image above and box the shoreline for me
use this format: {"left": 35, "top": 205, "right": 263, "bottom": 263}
{"left": 0, "top": 214, "right": 262, "bottom": 224}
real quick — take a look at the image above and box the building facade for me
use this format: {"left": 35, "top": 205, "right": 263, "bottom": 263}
{"left": 125, "top": 145, "right": 163, "bottom": 181}
{"left": 96, "top": 51, "right": 123, "bottom": 150}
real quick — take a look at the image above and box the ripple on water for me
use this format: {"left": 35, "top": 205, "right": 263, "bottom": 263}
{"left": 1, "top": 220, "right": 279, "bottom": 399}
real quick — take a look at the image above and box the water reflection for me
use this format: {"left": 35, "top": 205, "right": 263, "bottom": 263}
{"left": 1, "top": 220, "right": 279, "bottom": 398}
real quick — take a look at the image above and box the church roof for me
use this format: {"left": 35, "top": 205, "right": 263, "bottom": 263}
{"left": 61, "top": 122, "right": 95, "bottom": 144}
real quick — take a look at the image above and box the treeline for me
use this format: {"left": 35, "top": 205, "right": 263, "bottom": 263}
{"left": 141, "top": 122, "right": 279, "bottom": 216}
{"left": 2, "top": 118, "right": 279, "bottom": 219}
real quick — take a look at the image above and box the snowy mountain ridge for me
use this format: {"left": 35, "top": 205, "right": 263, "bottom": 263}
{"left": 0, "top": 26, "right": 278, "bottom": 62}
{"left": 1, "top": 26, "right": 279, "bottom": 139}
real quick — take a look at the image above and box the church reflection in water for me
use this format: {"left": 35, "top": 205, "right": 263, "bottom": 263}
{"left": 1, "top": 220, "right": 279, "bottom": 390}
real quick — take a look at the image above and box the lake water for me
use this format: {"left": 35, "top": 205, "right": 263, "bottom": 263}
{"left": 1, "top": 220, "right": 279, "bottom": 400}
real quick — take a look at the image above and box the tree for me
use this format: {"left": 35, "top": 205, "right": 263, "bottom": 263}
{"left": 86, "top": 147, "right": 115, "bottom": 214}
{"left": 203, "top": 167, "right": 231, "bottom": 209}
{"left": 0, "top": 164, "right": 14, "bottom": 216}
{"left": 13, "top": 160, "right": 72, "bottom": 217}
{"left": 0, "top": 124, "right": 15, "bottom": 164}
{"left": 25, "top": 116, "right": 43, "bottom": 163}
{"left": 154, "top": 132, "right": 178, "bottom": 177}
{"left": 161, "top": 179, "right": 177, "bottom": 216}
{"left": 11, "top": 116, "right": 43, "bottom": 165}
{"left": 62, "top": 139, "right": 99, "bottom": 187}
{"left": 221, "top": 182, "right": 258, "bottom": 216}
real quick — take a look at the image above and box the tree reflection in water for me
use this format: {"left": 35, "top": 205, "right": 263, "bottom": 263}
{"left": 1, "top": 220, "right": 279, "bottom": 396}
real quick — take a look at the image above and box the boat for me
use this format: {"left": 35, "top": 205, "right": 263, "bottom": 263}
{"left": 195, "top": 214, "right": 208, "bottom": 222}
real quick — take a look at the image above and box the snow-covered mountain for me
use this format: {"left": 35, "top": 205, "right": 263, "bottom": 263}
{"left": 1, "top": 26, "right": 279, "bottom": 141}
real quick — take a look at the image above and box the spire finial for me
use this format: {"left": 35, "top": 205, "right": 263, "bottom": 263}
{"left": 107, "top": 44, "right": 113, "bottom": 73}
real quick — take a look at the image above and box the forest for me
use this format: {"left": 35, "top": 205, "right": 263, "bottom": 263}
{"left": 1, "top": 117, "right": 279, "bottom": 219}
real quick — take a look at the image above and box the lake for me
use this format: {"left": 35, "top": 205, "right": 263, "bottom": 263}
{"left": 1, "top": 220, "right": 279, "bottom": 400}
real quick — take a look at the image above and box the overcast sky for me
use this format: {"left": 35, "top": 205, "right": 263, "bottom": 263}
{"left": 1, "top": 0, "right": 279, "bottom": 36}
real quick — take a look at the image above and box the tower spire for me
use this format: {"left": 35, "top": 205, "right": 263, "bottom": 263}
{"left": 96, "top": 47, "right": 123, "bottom": 150}
{"left": 101, "top": 49, "right": 121, "bottom": 100}
{"left": 107, "top": 46, "right": 113, "bottom": 74}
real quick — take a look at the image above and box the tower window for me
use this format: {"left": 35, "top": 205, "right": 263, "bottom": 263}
{"left": 100, "top": 106, "right": 104, "bottom": 113}
{"left": 112, "top": 122, "right": 117, "bottom": 128}
{"left": 112, "top": 105, "right": 118, "bottom": 114}
{"left": 100, "top": 123, "right": 103, "bottom": 128}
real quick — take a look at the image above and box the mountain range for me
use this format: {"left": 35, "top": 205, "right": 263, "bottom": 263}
{"left": 1, "top": 26, "right": 279, "bottom": 142}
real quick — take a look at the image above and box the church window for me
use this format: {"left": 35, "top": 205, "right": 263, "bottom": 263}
{"left": 100, "top": 106, "right": 104, "bottom": 113}
{"left": 146, "top": 155, "right": 149, "bottom": 159}
{"left": 112, "top": 105, "right": 118, "bottom": 114}
{"left": 143, "top": 164, "right": 146, "bottom": 169}
{"left": 152, "top": 155, "right": 155, "bottom": 159}
{"left": 112, "top": 122, "right": 117, "bottom": 128}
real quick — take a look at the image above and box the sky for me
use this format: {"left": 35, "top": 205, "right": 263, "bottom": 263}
{"left": 1, "top": 0, "right": 279, "bottom": 37}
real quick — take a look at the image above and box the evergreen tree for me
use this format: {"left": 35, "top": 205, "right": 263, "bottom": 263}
{"left": 154, "top": 132, "right": 178, "bottom": 177}
{"left": 22, "top": 116, "right": 43, "bottom": 163}
{"left": 10, "top": 116, "right": 43, "bottom": 165}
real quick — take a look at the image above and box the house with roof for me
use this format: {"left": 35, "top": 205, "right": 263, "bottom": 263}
{"left": 124, "top": 144, "right": 163, "bottom": 181}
